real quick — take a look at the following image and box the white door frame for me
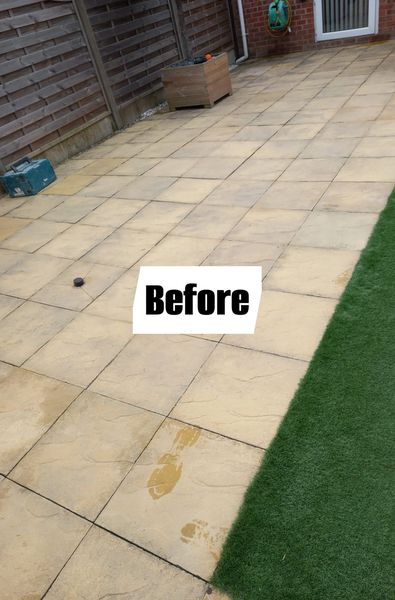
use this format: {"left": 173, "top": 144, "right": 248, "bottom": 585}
{"left": 314, "top": 0, "right": 379, "bottom": 41}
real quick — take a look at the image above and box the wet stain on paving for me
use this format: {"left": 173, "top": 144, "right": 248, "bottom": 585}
{"left": 147, "top": 426, "right": 201, "bottom": 500}
{"left": 336, "top": 268, "right": 352, "bottom": 286}
{"left": 180, "top": 518, "right": 227, "bottom": 562}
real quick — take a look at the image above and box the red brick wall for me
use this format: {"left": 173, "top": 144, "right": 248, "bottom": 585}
{"left": 243, "top": 0, "right": 395, "bottom": 58}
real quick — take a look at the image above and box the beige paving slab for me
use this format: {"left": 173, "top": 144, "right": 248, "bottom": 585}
{"left": 368, "top": 120, "right": 395, "bottom": 137}
{"left": 210, "top": 141, "right": 262, "bottom": 158}
{"left": 56, "top": 158, "right": 94, "bottom": 175}
{"left": 227, "top": 208, "right": 308, "bottom": 245}
{"left": 251, "top": 110, "right": 296, "bottom": 125}
{"left": 77, "top": 157, "right": 127, "bottom": 175}
{"left": 123, "top": 201, "right": 193, "bottom": 233}
{"left": 216, "top": 113, "right": 258, "bottom": 127}
{"left": 203, "top": 239, "right": 281, "bottom": 275}
{"left": 183, "top": 115, "right": 222, "bottom": 130}
{"left": 1, "top": 219, "right": 70, "bottom": 252}
{"left": 84, "top": 229, "right": 164, "bottom": 268}
{"left": 0, "top": 196, "right": 26, "bottom": 216}
{"left": 225, "top": 290, "right": 337, "bottom": 361}
{"left": 42, "top": 175, "right": 98, "bottom": 195}
{"left": 0, "top": 248, "right": 25, "bottom": 274}
{"left": 305, "top": 95, "right": 348, "bottom": 109}
{"left": 97, "top": 419, "right": 262, "bottom": 579}
{"left": 41, "top": 195, "right": 107, "bottom": 223}
{"left": 0, "top": 253, "right": 71, "bottom": 299}
{"left": 271, "top": 123, "right": 323, "bottom": 140}
{"left": 292, "top": 210, "right": 378, "bottom": 250}
{"left": 332, "top": 105, "right": 384, "bottom": 122}
{"left": 280, "top": 158, "right": 345, "bottom": 182}
{"left": 172, "top": 205, "right": 247, "bottom": 239}
{"left": 254, "top": 139, "right": 308, "bottom": 159}
{"left": 138, "top": 235, "right": 219, "bottom": 267}
{"left": 12, "top": 391, "right": 163, "bottom": 519}
{"left": 203, "top": 179, "right": 271, "bottom": 208}
{"left": 45, "top": 526, "right": 206, "bottom": 600}
{"left": 84, "top": 268, "right": 137, "bottom": 322}
{"left": 170, "top": 141, "right": 220, "bottom": 159}
{"left": 316, "top": 84, "right": 359, "bottom": 98}
{"left": 343, "top": 93, "right": 391, "bottom": 108}
{"left": 32, "top": 260, "right": 124, "bottom": 310}
{"left": 106, "top": 142, "right": 150, "bottom": 158}
{"left": 79, "top": 175, "right": 136, "bottom": 198}
{"left": 289, "top": 108, "right": 338, "bottom": 124}
{"left": 115, "top": 176, "right": 177, "bottom": 200}
{"left": 162, "top": 127, "right": 206, "bottom": 144}
{"left": 0, "top": 367, "right": 80, "bottom": 473}
{"left": 300, "top": 137, "right": 359, "bottom": 158}
{"left": 37, "top": 223, "right": 113, "bottom": 260}
{"left": 172, "top": 345, "right": 307, "bottom": 448}
{"left": 318, "top": 121, "right": 372, "bottom": 138}
{"left": 8, "top": 194, "right": 65, "bottom": 218}
{"left": 0, "top": 216, "right": 30, "bottom": 242}
{"left": 157, "top": 177, "right": 222, "bottom": 204}
{"left": 145, "top": 158, "right": 199, "bottom": 177}
{"left": 316, "top": 181, "right": 393, "bottom": 212}
{"left": 264, "top": 246, "right": 360, "bottom": 298}
{"left": 0, "top": 480, "right": 89, "bottom": 600}
{"left": 352, "top": 136, "right": 395, "bottom": 157}
{"left": 335, "top": 157, "right": 395, "bottom": 182}
{"left": 111, "top": 157, "right": 161, "bottom": 176}
{"left": 139, "top": 141, "right": 187, "bottom": 158}
{"left": 91, "top": 335, "right": 215, "bottom": 414}
{"left": 255, "top": 181, "right": 328, "bottom": 210}
{"left": 232, "top": 125, "right": 280, "bottom": 141}
{"left": 183, "top": 157, "right": 244, "bottom": 179}
{"left": 231, "top": 157, "right": 292, "bottom": 181}
{"left": 0, "top": 301, "right": 75, "bottom": 366}
{"left": 196, "top": 126, "right": 241, "bottom": 142}
{"left": 0, "top": 294, "right": 23, "bottom": 319}
{"left": 81, "top": 197, "right": 148, "bottom": 227}
{"left": 25, "top": 313, "right": 130, "bottom": 387}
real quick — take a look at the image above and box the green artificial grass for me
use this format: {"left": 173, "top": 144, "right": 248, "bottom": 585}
{"left": 212, "top": 190, "right": 395, "bottom": 600}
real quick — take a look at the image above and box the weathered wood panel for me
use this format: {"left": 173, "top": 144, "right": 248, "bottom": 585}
{"left": 86, "top": 0, "right": 181, "bottom": 108}
{"left": 0, "top": 0, "right": 108, "bottom": 168}
{"left": 181, "top": 0, "right": 234, "bottom": 56}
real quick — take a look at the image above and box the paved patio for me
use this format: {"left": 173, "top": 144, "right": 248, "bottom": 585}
{"left": 1, "top": 41, "right": 395, "bottom": 599}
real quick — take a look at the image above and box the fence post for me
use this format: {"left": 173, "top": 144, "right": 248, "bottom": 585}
{"left": 71, "top": 0, "right": 123, "bottom": 130}
{"left": 168, "top": 0, "right": 191, "bottom": 59}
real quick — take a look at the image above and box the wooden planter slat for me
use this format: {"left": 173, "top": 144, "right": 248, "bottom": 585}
{"left": 161, "top": 53, "right": 232, "bottom": 109}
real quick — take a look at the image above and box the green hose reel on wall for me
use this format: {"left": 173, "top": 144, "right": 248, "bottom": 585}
{"left": 267, "top": 0, "right": 291, "bottom": 32}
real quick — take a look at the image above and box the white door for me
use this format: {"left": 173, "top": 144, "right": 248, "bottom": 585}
{"left": 314, "top": 0, "right": 378, "bottom": 41}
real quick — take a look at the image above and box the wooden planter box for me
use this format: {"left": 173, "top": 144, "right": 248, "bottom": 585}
{"left": 161, "top": 53, "right": 232, "bottom": 110}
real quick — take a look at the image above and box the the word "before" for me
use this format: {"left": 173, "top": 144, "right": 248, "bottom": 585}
{"left": 133, "top": 266, "right": 262, "bottom": 335}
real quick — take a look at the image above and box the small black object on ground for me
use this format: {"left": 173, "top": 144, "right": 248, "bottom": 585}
{"left": 73, "top": 277, "right": 85, "bottom": 287}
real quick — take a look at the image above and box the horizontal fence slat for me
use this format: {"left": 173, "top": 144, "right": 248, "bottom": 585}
{"left": 0, "top": 68, "right": 98, "bottom": 119}
{"left": 2, "top": 98, "right": 107, "bottom": 161}
{"left": 0, "top": 82, "right": 102, "bottom": 139}
{"left": 0, "top": 35, "right": 86, "bottom": 77}
{"left": 0, "top": 20, "right": 81, "bottom": 54}
{"left": 0, "top": 5, "right": 74, "bottom": 33}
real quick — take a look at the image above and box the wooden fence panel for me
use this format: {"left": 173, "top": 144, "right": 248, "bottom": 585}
{"left": 181, "top": 0, "right": 234, "bottom": 57}
{"left": 85, "top": 0, "right": 181, "bottom": 108}
{"left": 0, "top": 0, "right": 108, "bottom": 168}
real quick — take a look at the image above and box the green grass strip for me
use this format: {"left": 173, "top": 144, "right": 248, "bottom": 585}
{"left": 212, "top": 190, "right": 395, "bottom": 600}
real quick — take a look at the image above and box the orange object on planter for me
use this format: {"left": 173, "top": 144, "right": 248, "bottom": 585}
{"left": 204, "top": 53, "right": 213, "bottom": 61}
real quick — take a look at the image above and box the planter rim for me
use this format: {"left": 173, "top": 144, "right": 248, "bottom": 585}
{"left": 161, "top": 53, "right": 226, "bottom": 71}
